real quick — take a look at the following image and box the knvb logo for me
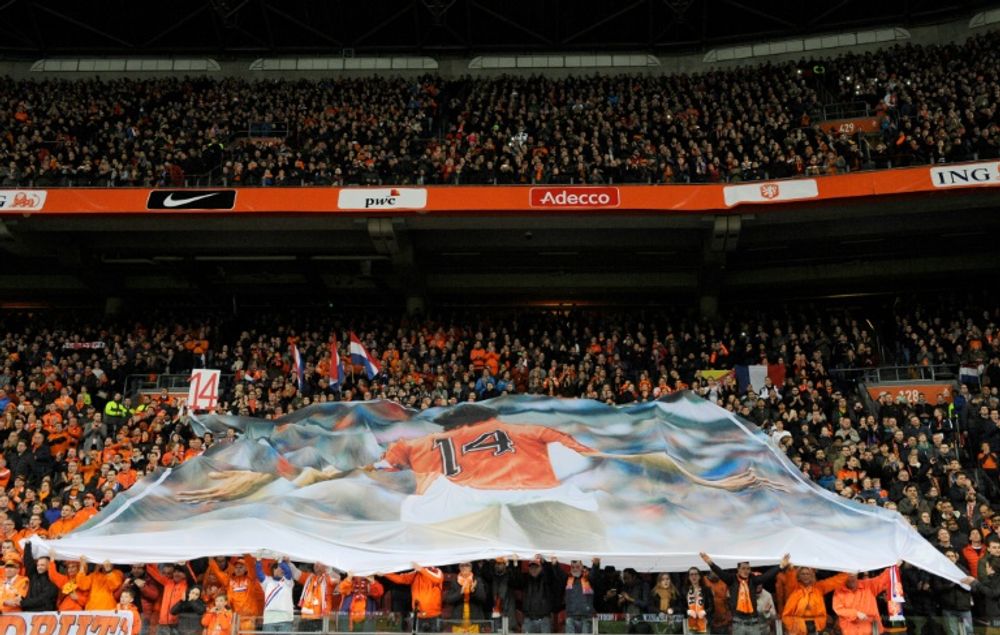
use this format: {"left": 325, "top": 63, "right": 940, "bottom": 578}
{"left": 528, "top": 187, "right": 621, "bottom": 208}
{"left": 147, "top": 190, "right": 237, "bottom": 210}
{"left": 759, "top": 184, "right": 780, "bottom": 199}
{"left": 0, "top": 190, "right": 47, "bottom": 211}
{"left": 930, "top": 163, "right": 1000, "bottom": 188}
{"left": 337, "top": 188, "right": 428, "bottom": 210}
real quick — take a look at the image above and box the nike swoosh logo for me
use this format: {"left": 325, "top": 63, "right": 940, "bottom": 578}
{"left": 162, "top": 193, "right": 218, "bottom": 208}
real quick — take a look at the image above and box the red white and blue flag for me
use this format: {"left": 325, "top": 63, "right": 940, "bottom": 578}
{"left": 349, "top": 332, "right": 381, "bottom": 379}
{"left": 291, "top": 343, "right": 305, "bottom": 390}
{"left": 329, "top": 335, "right": 345, "bottom": 389}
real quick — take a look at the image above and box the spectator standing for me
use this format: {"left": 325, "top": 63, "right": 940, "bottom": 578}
{"left": 701, "top": 552, "right": 790, "bottom": 635}
{"left": 170, "top": 586, "right": 207, "bottom": 635}
{"left": 19, "top": 544, "right": 57, "bottom": 611}
{"left": 256, "top": 557, "right": 295, "bottom": 632}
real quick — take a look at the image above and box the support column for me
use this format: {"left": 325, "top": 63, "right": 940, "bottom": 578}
{"left": 700, "top": 215, "right": 741, "bottom": 319}
{"left": 104, "top": 296, "right": 124, "bottom": 316}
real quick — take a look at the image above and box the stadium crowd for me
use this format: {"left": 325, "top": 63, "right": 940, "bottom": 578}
{"left": 0, "top": 301, "right": 996, "bottom": 634}
{"left": 2, "top": 31, "right": 1000, "bottom": 188}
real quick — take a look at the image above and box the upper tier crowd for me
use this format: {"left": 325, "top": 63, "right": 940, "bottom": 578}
{"left": 1, "top": 31, "right": 999, "bottom": 188}
{"left": 0, "top": 300, "right": 997, "bottom": 633}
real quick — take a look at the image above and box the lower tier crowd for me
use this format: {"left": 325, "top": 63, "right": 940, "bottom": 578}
{"left": 0, "top": 548, "right": 994, "bottom": 635}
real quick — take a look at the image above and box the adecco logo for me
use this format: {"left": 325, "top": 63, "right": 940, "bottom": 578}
{"left": 930, "top": 162, "right": 1000, "bottom": 188}
{"left": 0, "top": 190, "right": 47, "bottom": 211}
{"left": 337, "top": 188, "right": 428, "bottom": 210}
{"left": 529, "top": 187, "right": 620, "bottom": 208}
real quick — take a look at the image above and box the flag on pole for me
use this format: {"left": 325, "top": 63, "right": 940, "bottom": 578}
{"left": 349, "top": 332, "right": 381, "bottom": 379}
{"left": 290, "top": 343, "right": 305, "bottom": 390}
{"left": 329, "top": 335, "right": 345, "bottom": 389}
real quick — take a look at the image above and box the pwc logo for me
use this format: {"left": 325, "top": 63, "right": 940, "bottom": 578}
{"left": 337, "top": 188, "right": 427, "bottom": 210}
{"left": 930, "top": 162, "right": 1000, "bottom": 188}
{"left": 529, "top": 187, "right": 620, "bottom": 208}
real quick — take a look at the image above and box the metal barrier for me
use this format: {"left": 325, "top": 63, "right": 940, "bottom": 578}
{"left": 232, "top": 613, "right": 773, "bottom": 635}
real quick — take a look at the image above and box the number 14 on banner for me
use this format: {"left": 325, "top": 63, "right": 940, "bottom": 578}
{"left": 188, "top": 369, "right": 221, "bottom": 412}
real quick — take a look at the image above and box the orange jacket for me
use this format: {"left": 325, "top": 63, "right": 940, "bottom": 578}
{"left": 296, "top": 571, "right": 342, "bottom": 619}
{"left": 209, "top": 556, "right": 263, "bottom": 622}
{"left": 384, "top": 567, "right": 444, "bottom": 618}
{"left": 48, "top": 515, "right": 84, "bottom": 539}
{"left": 146, "top": 564, "right": 189, "bottom": 626}
{"left": 0, "top": 575, "right": 28, "bottom": 613}
{"left": 781, "top": 573, "right": 850, "bottom": 635}
{"left": 774, "top": 567, "right": 799, "bottom": 613}
{"left": 49, "top": 561, "right": 88, "bottom": 611}
{"left": 78, "top": 566, "right": 125, "bottom": 610}
{"left": 117, "top": 602, "right": 142, "bottom": 635}
{"left": 203, "top": 607, "right": 234, "bottom": 635}
{"left": 832, "top": 570, "right": 891, "bottom": 635}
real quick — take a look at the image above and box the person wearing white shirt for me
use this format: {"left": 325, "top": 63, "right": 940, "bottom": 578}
{"left": 256, "top": 557, "right": 295, "bottom": 632}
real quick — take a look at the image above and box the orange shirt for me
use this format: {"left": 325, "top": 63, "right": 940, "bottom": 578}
{"left": 296, "top": 572, "right": 342, "bottom": 619}
{"left": 117, "top": 470, "right": 138, "bottom": 490}
{"left": 48, "top": 515, "right": 83, "bottom": 539}
{"left": 0, "top": 575, "right": 28, "bottom": 612}
{"left": 203, "top": 608, "right": 234, "bottom": 635}
{"left": 49, "top": 561, "right": 88, "bottom": 611}
{"left": 145, "top": 564, "right": 188, "bottom": 626}
{"left": 13, "top": 527, "right": 47, "bottom": 548}
{"left": 832, "top": 570, "right": 890, "bottom": 635}
{"left": 208, "top": 556, "right": 263, "bottom": 624}
{"left": 383, "top": 568, "right": 444, "bottom": 618}
{"left": 781, "top": 573, "right": 850, "bottom": 635}
{"left": 382, "top": 419, "right": 594, "bottom": 494}
{"left": 77, "top": 567, "right": 124, "bottom": 610}
{"left": 75, "top": 507, "right": 99, "bottom": 525}
{"left": 117, "top": 602, "right": 142, "bottom": 635}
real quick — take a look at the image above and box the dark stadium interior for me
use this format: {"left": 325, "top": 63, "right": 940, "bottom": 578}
{"left": 0, "top": 0, "right": 986, "bottom": 55}
{"left": 2, "top": 188, "right": 998, "bottom": 307}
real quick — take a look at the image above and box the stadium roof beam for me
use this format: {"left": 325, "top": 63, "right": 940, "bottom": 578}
{"left": 265, "top": 4, "right": 343, "bottom": 47}
{"left": 468, "top": 0, "right": 554, "bottom": 46}
{"left": 32, "top": 2, "right": 134, "bottom": 49}
{"left": 141, "top": 4, "right": 213, "bottom": 48}
{"left": 561, "top": 1, "right": 645, "bottom": 45}
{"left": 720, "top": 0, "right": 796, "bottom": 30}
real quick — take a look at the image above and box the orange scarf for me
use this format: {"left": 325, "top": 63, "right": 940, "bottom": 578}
{"left": 348, "top": 578, "right": 370, "bottom": 625}
{"left": 457, "top": 572, "right": 474, "bottom": 623}
{"left": 566, "top": 574, "right": 592, "bottom": 593}
{"left": 736, "top": 579, "right": 754, "bottom": 614}
{"left": 687, "top": 587, "right": 708, "bottom": 633}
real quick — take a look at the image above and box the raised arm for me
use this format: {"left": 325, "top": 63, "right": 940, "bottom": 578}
{"left": 699, "top": 553, "right": 734, "bottom": 584}
{"left": 208, "top": 558, "right": 230, "bottom": 587}
{"left": 48, "top": 560, "right": 68, "bottom": 587}
{"left": 146, "top": 563, "right": 168, "bottom": 586}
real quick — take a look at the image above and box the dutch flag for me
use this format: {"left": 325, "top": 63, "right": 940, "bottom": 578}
{"left": 290, "top": 343, "right": 305, "bottom": 390}
{"left": 329, "top": 335, "right": 345, "bottom": 389}
{"left": 349, "top": 332, "right": 381, "bottom": 380}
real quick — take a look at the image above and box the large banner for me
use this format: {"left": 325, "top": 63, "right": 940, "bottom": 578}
{"left": 3, "top": 160, "right": 999, "bottom": 216}
{"left": 0, "top": 611, "right": 133, "bottom": 635}
{"left": 34, "top": 393, "right": 964, "bottom": 583}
